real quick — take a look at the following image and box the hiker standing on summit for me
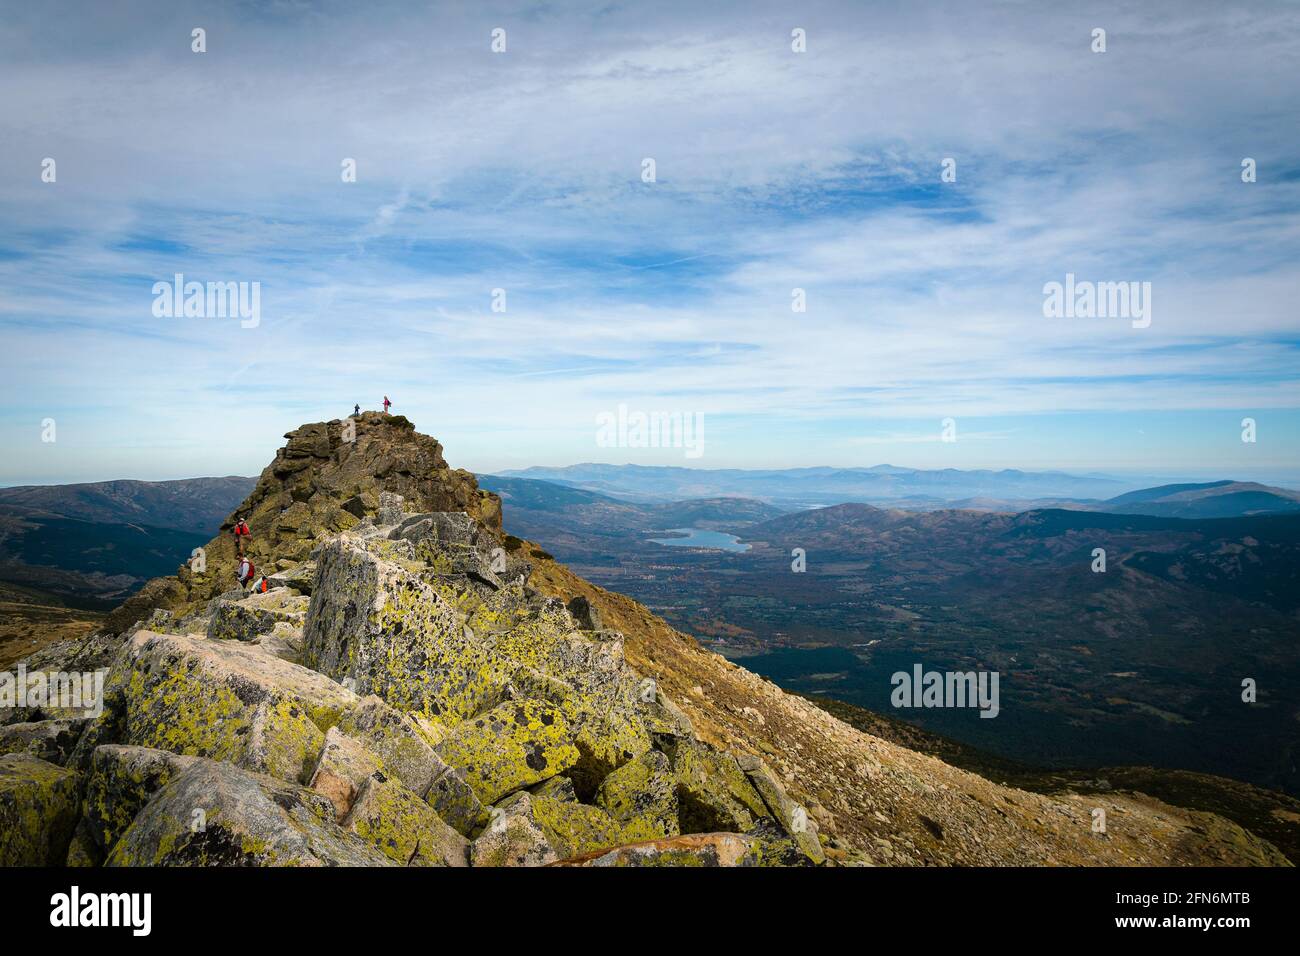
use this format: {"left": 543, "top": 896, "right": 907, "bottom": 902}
{"left": 383, "top": 395, "right": 391, "bottom": 414}
{"left": 353, "top": 403, "right": 360, "bottom": 416}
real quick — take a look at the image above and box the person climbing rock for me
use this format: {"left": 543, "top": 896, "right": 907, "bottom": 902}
{"left": 236, "top": 555, "right": 255, "bottom": 588}
{"left": 353, "top": 403, "right": 360, "bottom": 416}
{"left": 382, "top": 395, "right": 392, "bottom": 414}
{"left": 232, "top": 515, "right": 251, "bottom": 556}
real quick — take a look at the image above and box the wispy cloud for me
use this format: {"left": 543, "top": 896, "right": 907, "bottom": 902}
{"left": 1, "top": 0, "right": 1298, "bottom": 481}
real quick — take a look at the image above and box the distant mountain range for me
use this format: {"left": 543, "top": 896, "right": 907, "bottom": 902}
{"left": 497, "top": 463, "right": 1300, "bottom": 513}
{"left": 0, "top": 476, "right": 256, "bottom": 608}
{"left": 496, "top": 463, "right": 1138, "bottom": 507}
{"left": 0, "top": 476, "right": 257, "bottom": 534}
{"left": 1085, "top": 480, "right": 1300, "bottom": 519}
{"left": 487, "top": 469, "right": 1300, "bottom": 520}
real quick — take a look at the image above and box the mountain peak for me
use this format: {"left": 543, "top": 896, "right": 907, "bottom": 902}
{"left": 103, "top": 414, "right": 502, "bottom": 634}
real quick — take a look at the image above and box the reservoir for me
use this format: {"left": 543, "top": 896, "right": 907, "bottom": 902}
{"left": 649, "top": 527, "right": 750, "bottom": 552}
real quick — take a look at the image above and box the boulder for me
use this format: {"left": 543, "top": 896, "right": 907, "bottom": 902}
{"left": 244, "top": 698, "right": 325, "bottom": 783}
{"left": 324, "top": 696, "right": 486, "bottom": 834}
{"left": 436, "top": 698, "right": 579, "bottom": 805}
{"left": 206, "top": 589, "right": 308, "bottom": 642}
{"left": 738, "top": 754, "right": 825, "bottom": 864}
{"left": 377, "top": 491, "right": 406, "bottom": 526}
{"left": 596, "top": 749, "right": 680, "bottom": 842}
{"left": 667, "top": 739, "right": 770, "bottom": 834}
{"left": 0, "top": 718, "right": 88, "bottom": 765}
{"left": 390, "top": 511, "right": 479, "bottom": 548}
{"left": 83, "top": 745, "right": 198, "bottom": 853}
{"left": 303, "top": 539, "right": 512, "bottom": 722}
{"left": 65, "top": 819, "right": 103, "bottom": 867}
{"left": 282, "top": 421, "right": 333, "bottom": 460}
{"left": 407, "top": 711, "right": 448, "bottom": 748}
{"left": 639, "top": 683, "right": 695, "bottom": 739}
{"left": 342, "top": 773, "right": 469, "bottom": 867}
{"left": 530, "top": 775, "right": 578, "bottom": 803}
{"left": 543, "top": 630, "right": 650, "bottom": 718}
{"left": 341, "top": 491, "right": 378, "bottom": 519}
{"left": 424, "top": 544, "right": 503, "bottom": 589}
{"left": 106, "top": 759, "right": 395, "bottom": 866}
{"left": 0, "top": 753, "right": 80, "bottom": 865}
{"left": 566, "top": 595, "right": 603, "bottom": 631}
{"left": 99, "top": 630, "right": 358, "bottom": 780}
{"left": 556, "top": 832, "right": 761, "bottom": 867}
{"left": 308, "top": 727, "right": 382, "bottom": 822}
{"left": 469, "top": 792, "right": 558, "bottom": 867}
{"left": 267, "top": 561, "right": 317, "bottom": 594}
{"left": 335, "top": 696, "right": 445, "bottom": 796}
{"left": 425, "top": 763, "right": 489, "bottom": 837}
{"left": 251, "top": 622, "right": 305, "bottom": 662}
{"left": 528, "top": 795, "right": 624, "bottom": 859}
{"left": 501, "top": 628, "right": 653, "bottom": 794}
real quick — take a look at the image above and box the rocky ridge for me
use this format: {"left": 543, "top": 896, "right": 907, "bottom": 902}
{"left": 1, "top": 415, "right": 1290, "bottom": 867}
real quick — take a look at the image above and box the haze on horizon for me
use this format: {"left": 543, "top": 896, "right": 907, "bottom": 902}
{"left": 2, "top": 1, "right": 1298, "bottom": 486}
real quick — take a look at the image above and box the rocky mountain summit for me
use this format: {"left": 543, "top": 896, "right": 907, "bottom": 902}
{"left": 1, "top": 415, "right": 1290, "bottom": 866}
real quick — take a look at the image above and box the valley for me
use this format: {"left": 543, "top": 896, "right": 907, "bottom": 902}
{"left": 479, "top": 474, "right": 1300, "bottom": 796}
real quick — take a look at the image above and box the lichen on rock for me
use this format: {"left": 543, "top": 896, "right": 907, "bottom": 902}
{"left": 342, "top": 772, "right": 469, "bottom": 867}
{"left": 106, "top": 759, "right": 395, "bottom": 867}
{"left": 436, "top": 698, "right": 579, "bottom": 805}
{"left": 469, "top": 791, "right": 558, "bottom": 867}
{"left": 596, "top": 749, "right": 680, "bottom": 843}
{"left": 0, "top": 753, "right": 80, "bottom": 866}
{"left": 108, "top": 631, "right": 357, "bottom": 778}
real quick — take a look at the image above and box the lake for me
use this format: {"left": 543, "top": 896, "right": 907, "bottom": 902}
{"left": 649, "top": 527, "right": 751, "bottom": 552}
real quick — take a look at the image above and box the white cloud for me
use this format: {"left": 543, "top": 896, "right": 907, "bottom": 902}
{"left": 1, "top": 1, "right": 1297, "bottom": 479}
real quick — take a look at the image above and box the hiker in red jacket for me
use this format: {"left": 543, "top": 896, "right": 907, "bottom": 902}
{"left": 232, "top": 515, "right": 251, "bottom": 556}
{"left": 382, "top": 395, "right": 392, "bottom": 414}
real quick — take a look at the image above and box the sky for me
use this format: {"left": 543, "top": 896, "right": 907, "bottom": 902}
{"left": 2, "top": 0, "right": 1298, "bottom": 485}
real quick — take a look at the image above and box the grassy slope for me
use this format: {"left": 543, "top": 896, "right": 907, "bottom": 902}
{"left": 810, "top": 694, "right": 1300, "bottom": 866}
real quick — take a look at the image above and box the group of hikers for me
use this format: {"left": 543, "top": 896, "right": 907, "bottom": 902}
{"left": 226, "top": 397, "right": 393, "bottom": 595}
{"left": 230, "top": 515, "right": 270, "bottom": 593}
{"left": 352, "top": 396, "right": 393, "bottom": 416}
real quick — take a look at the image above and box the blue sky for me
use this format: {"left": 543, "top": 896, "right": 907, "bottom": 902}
{"left": 2, "top": 0, "right": 1298, "bottom": 485}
